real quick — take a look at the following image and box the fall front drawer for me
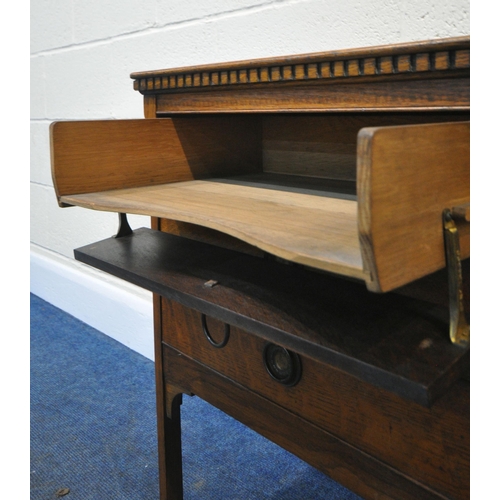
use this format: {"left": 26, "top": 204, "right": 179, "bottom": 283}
{"left": 160, "top": 299, "right": 469, "bottom": 499}
{"left": 74, "top": 227, "right": 468, "bottom": 405}
{"left": 51, "top": 114, "right": 469, "bottom": 293}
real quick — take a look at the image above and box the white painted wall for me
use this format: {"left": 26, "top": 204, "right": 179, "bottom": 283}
{"left": 30, "top": 0, "right": 470, "bottom": 361}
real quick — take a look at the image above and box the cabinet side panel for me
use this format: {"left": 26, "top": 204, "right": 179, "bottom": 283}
{"left": 357, "top": 121, "right": 470, "bottom": 292}
{"left": 50, "top": 116, "right": 262, "bottom": 203}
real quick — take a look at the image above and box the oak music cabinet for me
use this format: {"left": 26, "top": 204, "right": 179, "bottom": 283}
{"left": 50, "top": 36, "right": 470, "bottom": 500}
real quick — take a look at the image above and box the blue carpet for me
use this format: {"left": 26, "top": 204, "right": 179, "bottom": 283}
{"left": 31, "top": 293, "right": 361, "bottom": 499}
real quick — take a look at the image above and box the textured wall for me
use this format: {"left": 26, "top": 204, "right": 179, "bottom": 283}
{"left": 30, "top": 0, "right": 469, "bottom": 353}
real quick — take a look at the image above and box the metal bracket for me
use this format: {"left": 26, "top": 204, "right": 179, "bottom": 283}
{"left": 115, "top": 213, "right": 133, "bottom": 238}
{"left": 443, "top": 206, "right": 470, "bottom": 346}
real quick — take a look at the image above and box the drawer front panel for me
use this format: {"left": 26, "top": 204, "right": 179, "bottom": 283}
{"left": 162, "top": 344, "right": 445, "bottom": 500}
{"left": 161, "top": 298, "right": 469, "bottom": 499}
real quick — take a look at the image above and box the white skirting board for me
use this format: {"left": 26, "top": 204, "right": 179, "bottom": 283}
{"left": 30, "top": 243, "right": 155, "bottom": 361}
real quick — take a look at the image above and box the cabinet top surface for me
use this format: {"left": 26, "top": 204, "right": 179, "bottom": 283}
{"left": 130, "top": 36, "right": 470, "bottom": 107}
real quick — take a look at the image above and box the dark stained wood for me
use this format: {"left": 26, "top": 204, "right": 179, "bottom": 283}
{"left": 393, "top": 258, "right": 470, "bottom": 320}
{"left": 262, "top": 113, "right": 469, "bottom": 180}
{"left": 162, "top": 300, "right": 469, "bottom": 498}
{"left": 73, "top": 228, "right": 469, "bottom": 407}
{"left": 161, "top": 392, "right": 183, "bottom": 500}
{"left": 154, "top": 292, "right": 189, "bottom": 500}
{"left": 163, "top": 344, "right": 468, "bottom": 500}
{"left": 152, "top": 293, "right": 169, "bottom": 498}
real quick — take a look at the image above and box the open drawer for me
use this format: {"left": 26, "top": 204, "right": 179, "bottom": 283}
{"left": 50, "top": 114, "right": 469, "bottom": 293}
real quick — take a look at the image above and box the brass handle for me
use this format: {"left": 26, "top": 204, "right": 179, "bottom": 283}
{"left": 201, "top": 314, "right": 230, "bottom": 348}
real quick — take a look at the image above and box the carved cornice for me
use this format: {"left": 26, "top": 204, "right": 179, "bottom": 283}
{"left": 131, "top": 36, "right": 469, "bottom": 94}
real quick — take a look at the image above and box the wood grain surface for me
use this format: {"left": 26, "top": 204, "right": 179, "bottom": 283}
{"left": 74, "top": 228, "right": 469, "bottom": 406}
{"left": 357, "top": 121, "right": 470, "bottom": 292}
{"left": 50, "top": 116, "right": 261, "bottom": 202}
{"left": 155, "top": 78, "right": 469, "bottom": 114}
{"left": 132, "top": 36, "right": 469, "bottom": 85}
{"left": 261, "top": 113, "right": 469, "bottom": 180}
{"left": 54, "top": 119, "right": 469, "bottom": 291}
{"left": 163, "top": 342, "right": 469, "bottom": 500}
{"left": 52, "top": 36, "right": 471, "bottom": 500}
{"left": 64, "top": 176, "right": 365, "bottom": 279}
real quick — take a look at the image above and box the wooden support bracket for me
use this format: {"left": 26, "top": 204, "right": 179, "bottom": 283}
{"left": 115, "top": 213, "right": 133, "bottom": 238}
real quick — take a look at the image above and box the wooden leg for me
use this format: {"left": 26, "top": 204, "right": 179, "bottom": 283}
{"left": 160, "top": 390, "right": 184, "bottom": 500}
{"left": 154, "top": 292, "right": 185, "bottom": 500}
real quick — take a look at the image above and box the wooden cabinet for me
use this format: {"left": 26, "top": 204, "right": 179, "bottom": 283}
{"left": 51, "top": 36, "right": 470, "bottom": 499}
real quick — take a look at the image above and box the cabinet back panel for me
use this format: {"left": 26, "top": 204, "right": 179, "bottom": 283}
{"left": 262, "top": 113, "right": 469, "bottom": 181}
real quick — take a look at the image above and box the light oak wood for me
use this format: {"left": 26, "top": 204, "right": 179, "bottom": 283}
{"left": 52, "top": 117, "right": 469, "bottom": 291}
{"left": 161, "top": 112, "right": 470, "bottom": 254}
{"left": 139, "top": 38, "right": 469, "bottom": 114}
{"left": 158, "top": 219, "right": 267, "bottom": 257}
{"left": 357, "top": 121, "right": 469, "bottom": 292}
{"left": 61, "top": 178, "right": 366, "bottom": 280}
{"left": 155, "top": 78, "right": 469, "bottom": 114}
{"left": 143, "top": 95, "right": 157, "bottom": 119}
{"left": 133, "top": 37, "right": 469, "bottom": 107}
{"left": 132, "top": 37, "right": 469, "bottom": 84}
{"left": 50, "top": 116, "right": 261, "bottom": 202}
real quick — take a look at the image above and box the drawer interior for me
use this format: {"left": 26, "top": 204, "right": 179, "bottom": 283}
{"left": 51, "top": 112, "right": 469, "bottom": 291}
{"left": 261, "top": 112, "right": 467, "bottom": 181}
